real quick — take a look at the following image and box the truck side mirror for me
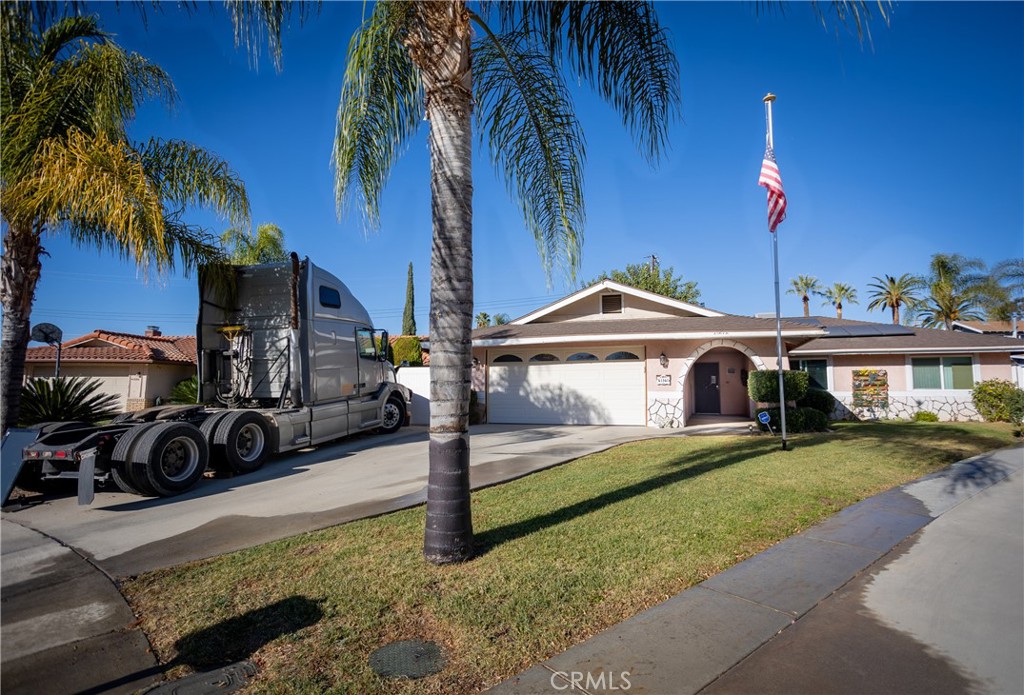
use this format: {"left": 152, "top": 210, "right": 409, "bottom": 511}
{"left": 379, "top": 330, "right": 389, "bottom": 361}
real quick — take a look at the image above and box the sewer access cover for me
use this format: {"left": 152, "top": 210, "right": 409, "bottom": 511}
{"left": 369, "top": 639, "right": 445, "bottom": 679}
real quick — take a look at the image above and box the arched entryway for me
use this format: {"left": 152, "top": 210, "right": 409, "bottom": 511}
{"left": 680, "top": 340, "right": 766, "bottom": 426}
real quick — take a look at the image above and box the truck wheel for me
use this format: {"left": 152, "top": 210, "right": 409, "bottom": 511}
{"left": 379, "top": 396, "right": 405, "bottom": 435}
{"left": 110, "top": 424, "right": 158, "bottom": 496}
{"left": 214, "top": 411, "right": 270, "bottom": 474}
{"left": 199, "top": 411, "right": 233, "bottom": 472}
{"left": 131, "top": 422, "right": 208, "bottom": 497}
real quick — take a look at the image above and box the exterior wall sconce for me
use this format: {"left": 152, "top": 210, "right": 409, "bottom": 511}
{"left": 659, "top": 353, "right": 669, "bottom": 368}
{"left": 472, "top": 357, "right": 481, "bottom": 367}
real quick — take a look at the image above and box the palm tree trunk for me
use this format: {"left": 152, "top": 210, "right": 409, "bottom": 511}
{"left": 802, "top": 294, "right": 809, "bottom": 317}
{"left": 1, "top": 225, "right": 43, "bottom": 433}
{"left": 417, "top": 2, "right": 475, "bottom": 564}
{"left": 836, "top": 302, "right": 843, "bottom": 319}
{"left": 892, "top": 305, "right": 900, "bottom": 325}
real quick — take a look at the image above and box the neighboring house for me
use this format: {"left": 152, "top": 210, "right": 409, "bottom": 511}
{"left": 952, "top": 320, "right": 1022, "bottom": 339}
{"left": 462, "top": 281, "right": 1024, "bottom": 426}
{"left": 24, "top": 327, "right": 197, "bottom": 413}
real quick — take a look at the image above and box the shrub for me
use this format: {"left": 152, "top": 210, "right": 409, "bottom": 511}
{"left": 755, "top": 406, "right": 828, "bottom": 433}
{"left": 19, "top": 377, "right": 121, "bottom": 426}
{"left": 748, "top": 370, "right": 809, "bottom": 404}
{"left": 912, "top": 411, "right": 939, "bottom": 422}
{"left": 798, "top": 388, "right": 836, "bottom": 418}
{"left": 393, "top": 336, "right": 423, "bottom": 366}
{"left": 971, "top": 379, "right": 1024, "bottom": 423}
{"left": 168, "top": 375, "right": 199, "bottom": 404}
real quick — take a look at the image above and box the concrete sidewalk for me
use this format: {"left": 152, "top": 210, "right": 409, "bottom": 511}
{"left": 492, "top": 444, "right": 1024, "bottom": 694}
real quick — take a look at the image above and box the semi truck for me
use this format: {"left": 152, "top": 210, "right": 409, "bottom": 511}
{"left": 14, "top": 254, "right": 412, "bottom": 503}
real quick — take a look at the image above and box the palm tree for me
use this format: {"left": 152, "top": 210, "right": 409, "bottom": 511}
{"left": 913, "top": 252, "right": 987, "bottom": 329}
{"left": 915, "top": 281, "right": 984, "bottom": 330}
{"left": 787, "top": 275, "right": 822, "bottom": 317}
{"left": 221, "top": 223, "right": 288, "bottom": 264}
{"left": 1, "top": 10, "right": 250, "bottom": 432}
{"left": 474, "top": 312, "right": 491, "bottom": 328}
{"left": 866, "top": 273, "right": 921, "bottom": 325}
{"left": 229, "top": 1, "right": 890, "bottom": 564}
{"left": 493, "top": 312, "right": 511, "bottom": 325}
{"left": 821, "top": 282, "right": 858, "bottom": 319}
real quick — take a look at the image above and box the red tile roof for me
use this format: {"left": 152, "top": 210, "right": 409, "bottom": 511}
{"left": 26, "top": 331, "right": 197, "bottom": 365}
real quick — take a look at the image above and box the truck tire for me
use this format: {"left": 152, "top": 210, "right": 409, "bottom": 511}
{"left": 213, "top": 411, "right": 270, "bottom": 474}
{"left": 199, "top": 411, "right": 234, "bottom": 472}
{"left": 379, "top": 396, "right": 405, "bottom": 435}
{"left": 110, "top": 424, "right": 159, "bottom": 496}
{"left": 130, "top": 422, "right": 208, "bottom": 497}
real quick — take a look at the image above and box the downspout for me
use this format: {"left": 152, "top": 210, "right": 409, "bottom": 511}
{"left": 289, "top": 252, "right": 303, "bottom": 407}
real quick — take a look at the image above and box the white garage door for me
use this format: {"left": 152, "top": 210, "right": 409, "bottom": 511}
{"left": 488, "top": 361, "right": 646, "bottom": 425}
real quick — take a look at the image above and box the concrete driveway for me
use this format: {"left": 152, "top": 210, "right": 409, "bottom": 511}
{"left": 2, "top": 424, "right": 703, "bottom": 577}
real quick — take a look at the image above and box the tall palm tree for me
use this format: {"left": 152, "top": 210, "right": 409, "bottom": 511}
{"left": 866, "top": 273, "right": 921, "bottom": 325}
{"left": 914, "top": 252, "right": 988, "bottom": 329}
{"left": 230, "top": 0, "right": 890, "bottom": 564}
{"left": 221, "top": 223, "right": 288, "bottom": 264}
{"left": 474, "top": 312, "right": 491, "bottom": 328}
{"left": 915, "top": 280, "right": 984, "bottom": 330}
{"left": 787, "top": 275, "right": 822, "bottom": 317}
{"left": 821, "top": 282, "right": 858, "bottom": 319}
{"left": 1, "top": 10, "right": 250, "bottom": 432}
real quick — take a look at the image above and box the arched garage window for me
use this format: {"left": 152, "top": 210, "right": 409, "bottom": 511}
{"left": 493, "top": 354, "right": 522, "bottom": 363}
{"left": 606, "top": 351, "right": 640, "bottom": 361}
{"left": 567, "top": 352, "right": 598, "bottom": 361}
{"left": 530, "top": 353, "right": 560, "bottom": 362}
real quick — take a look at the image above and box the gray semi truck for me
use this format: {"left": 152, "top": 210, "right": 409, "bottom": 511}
{"left": 15, "top": 254, "right": 411, "bottom": 502}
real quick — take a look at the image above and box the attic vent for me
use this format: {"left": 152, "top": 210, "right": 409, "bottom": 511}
{"left": 601, "top": 294, "right": 623, "bottom": 314}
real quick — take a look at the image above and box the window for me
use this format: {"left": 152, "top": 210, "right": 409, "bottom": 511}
{"left": 319, "top": 286, "right": 341, "bottom": 309}
{"left": 912, "top": 357, "right": 973, "bottom": 389}
{"left": 530, "top": 353, "right": 559, "bottom": 362}
{"left": 493, "top": 354, "right": 522, "bottom": 363}
{"left": 567, "top": 352, "right": 599, "bottom": 361}
{"left": 606, "top": 351, "right": 640, "bottom": 361}
{"left": 601, "top": 294, "right": 623, "bottom": 314}
{"left": 795, "top": 359, "right": 828, "bottom": 390}
{"left": 356, "top": 328, "right": 377, "bottom": 360}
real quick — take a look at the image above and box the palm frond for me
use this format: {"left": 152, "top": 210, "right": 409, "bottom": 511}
{"left": 19, "top": 376, "right": 121, "bottom": 425}
{"left": 224, "top": 0, "right": 318, "bottom": 71}
{"left": 504, "top": 1, "right": 681, "bottom": 165}
{"left": 332, "top": 1, "right": 422, "bottom": 229}
{"left": 473, "top": 25, "right": 586, "bottom": 282}
{"left": 138, "top": 138, "right": 250, "bottom": 229}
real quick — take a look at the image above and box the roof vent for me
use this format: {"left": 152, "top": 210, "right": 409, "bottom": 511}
{"left": 145, "top": 325, "right": 161, "bottom": 337}
{"left": 601, "top": 294, "right": 623, "bottom": 314}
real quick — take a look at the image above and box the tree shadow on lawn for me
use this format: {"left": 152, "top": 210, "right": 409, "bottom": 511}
{"left": 474, "top": 437, "right": 792, "bottom": 556}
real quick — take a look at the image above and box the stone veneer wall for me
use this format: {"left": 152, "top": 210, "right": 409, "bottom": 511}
{"left": 832, "top": 392, "right": 980, "bottom": 422}
{"left": 126, "top": 398, "right": 154, "bottom": 412}
{"left": 648, "top": 396, "right": 685, "bottom": 428}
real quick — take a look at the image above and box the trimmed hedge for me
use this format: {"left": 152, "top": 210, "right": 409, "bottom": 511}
{"left": 755, "top": 406, "right": 828, "bottom": 433}
{"left": 798, "top": 388, "right": 836, "bottom": 418}
{"left": 748, "top": 369, "right": 809, "bottom": 404}
{"left": 393, "top": 336, "right": 423, "bottom": 366}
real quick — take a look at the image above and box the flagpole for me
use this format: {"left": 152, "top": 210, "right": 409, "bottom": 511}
{"left": 764, "top": 93, "right": 789, "bottom": 451}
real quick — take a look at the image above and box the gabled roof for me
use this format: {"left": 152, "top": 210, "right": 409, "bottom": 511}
{"left": 951, "top": 320, "right": 1020, "bottom": 336}
{"left": 474, "top": 315, "right": 824, "bottom": 347}
{"left": 511, "top": 280, "right": 725, "bottom": 325}
{"left": 26, "top": 330, "right": 197, "bottom": 365}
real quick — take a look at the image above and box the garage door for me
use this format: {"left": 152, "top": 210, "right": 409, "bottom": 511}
{"left": 488, "top": 361, "right": 646, "bottom": 425}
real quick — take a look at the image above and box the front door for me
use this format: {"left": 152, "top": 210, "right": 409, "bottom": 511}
{"left": 693, "top": 362, "right": 721, "bottom": 414}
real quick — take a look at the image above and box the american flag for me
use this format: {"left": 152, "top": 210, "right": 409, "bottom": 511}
{"left": 758, "top": 145, "right": 787, "bottom": 232}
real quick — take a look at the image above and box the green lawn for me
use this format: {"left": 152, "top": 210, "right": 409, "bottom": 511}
{"left": 122, "top": 422, "right": 1018, "bottom": 694}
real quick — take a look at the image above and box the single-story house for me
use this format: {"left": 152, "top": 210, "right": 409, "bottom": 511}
{"left": 467, "top": 281, "right": 1024, "bottom": 426}
{"left": 952, "top": 320, "right": 1021, "bottom": 339}
{"left": 24, "top": 326, "right": 197, "bottom": 413}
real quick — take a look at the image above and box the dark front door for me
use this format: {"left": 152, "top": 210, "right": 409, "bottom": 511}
{"left": 693, "top": 362, "right": 721, "bottom": 414}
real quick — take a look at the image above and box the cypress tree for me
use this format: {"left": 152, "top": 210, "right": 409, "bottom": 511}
{"left": 402, "top": 262, "right": 417, "bottom": 335}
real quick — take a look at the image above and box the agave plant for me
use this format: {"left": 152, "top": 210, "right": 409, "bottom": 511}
{"left": 19, "top": 377, "right": 121, "bottom": 426}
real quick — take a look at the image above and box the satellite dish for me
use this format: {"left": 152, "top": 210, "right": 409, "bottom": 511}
{"left": 30, "top": 322, "right": 63, "bottom": 344}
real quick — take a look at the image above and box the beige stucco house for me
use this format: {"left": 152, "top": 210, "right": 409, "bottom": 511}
{"left": 466, "top": 281, "right": 1024, "bottom": 426}
{"left": 24, "top": 327, "right": 197, "bottom": 413}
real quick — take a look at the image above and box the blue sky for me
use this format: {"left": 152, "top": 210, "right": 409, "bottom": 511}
{"left": 25, "top": 1, "right": 1024, "bottom": 341}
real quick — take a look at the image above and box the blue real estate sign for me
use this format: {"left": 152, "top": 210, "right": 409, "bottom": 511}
{"left": 758, "top": 412, "right": 771, "bottom": 425}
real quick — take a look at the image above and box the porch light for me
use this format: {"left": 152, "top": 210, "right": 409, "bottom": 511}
{"left": 659, "top": 353, "right": 669, "bottom": 368}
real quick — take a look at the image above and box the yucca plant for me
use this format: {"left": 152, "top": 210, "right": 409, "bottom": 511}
{"left": 19, "top": 377, "right": 121, "bottom": 426}
{"left": 167, "top": 375, "right": 199, "bottom": 404}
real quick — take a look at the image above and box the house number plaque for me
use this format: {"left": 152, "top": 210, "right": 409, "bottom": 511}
{"left": 656, "top": 375, "right": 672, "bottom": 386}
